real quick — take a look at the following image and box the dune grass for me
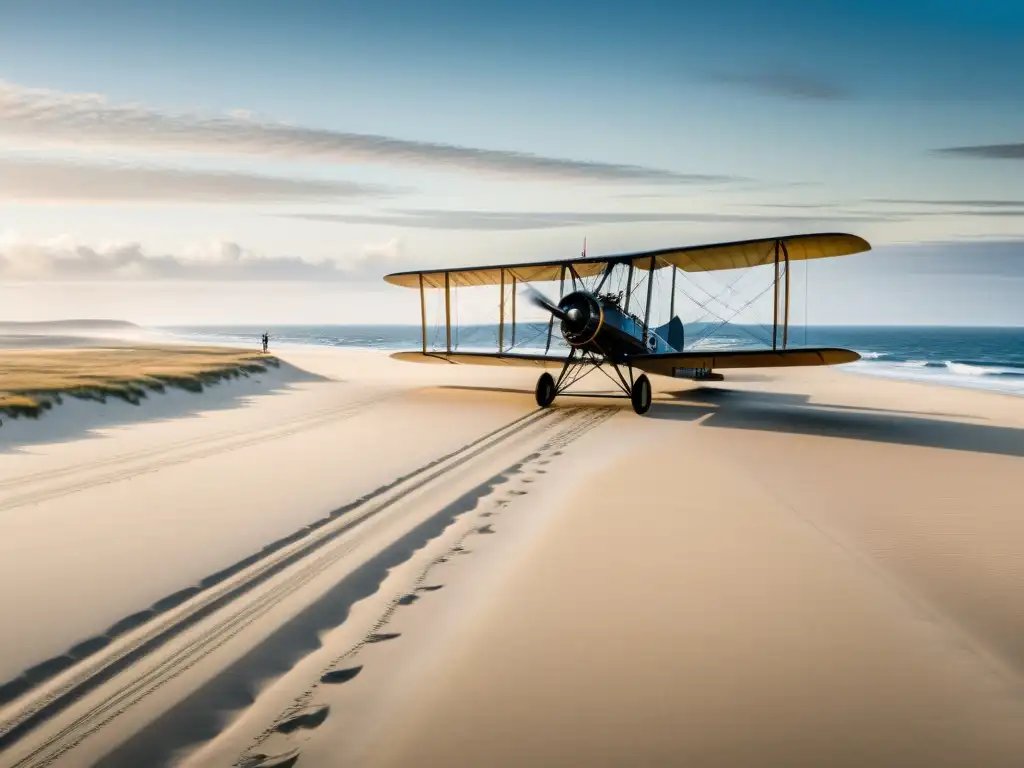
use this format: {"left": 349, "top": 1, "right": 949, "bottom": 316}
{"left": 0, "top": 345, "right": 279, "bottom": 418}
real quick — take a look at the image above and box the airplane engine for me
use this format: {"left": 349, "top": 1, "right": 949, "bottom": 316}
{"left": 558, "top": 290, "right": 602, "bottom": 347}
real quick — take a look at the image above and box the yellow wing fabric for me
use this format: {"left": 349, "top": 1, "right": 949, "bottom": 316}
{"left": 631, "top": 347, "right": 860, "bottom": 377}
{"left": 382, "top": 232, "right": 870, "bottom": 288}
{"left": 647, "top": 233, "right": 870, "bottom": 273}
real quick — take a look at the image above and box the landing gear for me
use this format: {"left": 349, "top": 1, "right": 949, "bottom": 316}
{"left": 537, "top": 357, "right": 651, "bottom": 415}
{"left": 535, "top": 372, "right": 556, "bottom": 408}
{"left": 630, "top": 374, "right": 652, "bottom": 415}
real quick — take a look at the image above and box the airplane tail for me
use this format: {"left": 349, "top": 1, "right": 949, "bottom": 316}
{"left": 654, "top": 316, "right": 685, "bottom": 351}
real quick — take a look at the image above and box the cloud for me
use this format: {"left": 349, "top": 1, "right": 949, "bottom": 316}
{"left": 0, "top": 232, "right": 408, "bottom": 282}
{"left": 933, "top": 144, "right": 1024, "bottom": 159}
{"left": 0, "top": 80, "right": 731, "bottom": 185}
{"left": 866, "top": 198, "right": 1024, "bottom": 208}
{"left": 706, "top": 70, "right": 849, "bottom": 100}
{"left": 284, "top": 207, "right": 895, "bottom": 231}
{"left": 876, "top": 239, "right": 1024, "bottom": 278}
{"left": 858, "top": 198, "right": 1024, "bottom": 218}
{"left": 0, "top": 156, "right": 396, "bottom": 203}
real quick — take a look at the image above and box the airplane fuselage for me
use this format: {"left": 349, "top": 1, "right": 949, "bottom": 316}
{"left": 556, "top": 289, "right": 676, "bottom": 362}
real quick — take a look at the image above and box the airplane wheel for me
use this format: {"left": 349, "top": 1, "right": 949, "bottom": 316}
{"left": 535, "top": 372, "right": 556, "bottom": 408}
{"left": 631, "top": 374, "right": 652, "bottom": 415}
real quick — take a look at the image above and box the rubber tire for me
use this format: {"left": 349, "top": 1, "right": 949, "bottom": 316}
{"left": 535, "top": 372, "right": 556, "bottom": 408}
{"left": 631, "top": 374, "right": 652, "bottom": 415}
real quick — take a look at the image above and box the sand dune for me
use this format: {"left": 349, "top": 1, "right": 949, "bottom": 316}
{"left": 0, "top": 343, "right": 1023, "bottom": 767}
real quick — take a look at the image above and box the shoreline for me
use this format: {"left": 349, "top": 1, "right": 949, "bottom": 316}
{"left": 150, "top": 324, "right": 1024, "bottom": 399}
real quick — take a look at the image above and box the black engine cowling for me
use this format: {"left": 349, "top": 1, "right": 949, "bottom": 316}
{"left": 558, "top": 291, "right": 602, "bottom": 347}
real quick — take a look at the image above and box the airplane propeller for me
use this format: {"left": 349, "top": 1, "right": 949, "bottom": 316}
{"left": 522, "top": 284, "right": 582, "bottom": 327}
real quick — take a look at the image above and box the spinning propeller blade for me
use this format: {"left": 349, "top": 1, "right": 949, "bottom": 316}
{"left": 522, "top": 283, "right": 568, "bottom": 321}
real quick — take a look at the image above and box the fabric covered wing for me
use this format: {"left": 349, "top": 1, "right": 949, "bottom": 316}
{"left": 643, "top": 233, "right": 870, "bottom": 273}
{"left": 630, "top": 347, "right": 860, "bottom": 377}
{"left": 383, "top": 232, "right": 870, "bottom": 288}
{"left": 391, "top": 351, "right": 571, "bottom": 368}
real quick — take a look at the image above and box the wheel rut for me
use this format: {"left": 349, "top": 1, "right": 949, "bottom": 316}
{"left": 0, "top": 405, "right": 616, "bottom": 768}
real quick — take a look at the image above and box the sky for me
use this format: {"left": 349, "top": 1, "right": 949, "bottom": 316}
{"left": 1, "top": 0, "right": 1023, "bottom": 326}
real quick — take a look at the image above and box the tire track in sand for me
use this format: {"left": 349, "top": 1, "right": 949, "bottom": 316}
{"left": 0, "top": 406, "right": 614, "bottom": 767}
{"left": 227, "top": 406, "right": 618, "bottom": 768}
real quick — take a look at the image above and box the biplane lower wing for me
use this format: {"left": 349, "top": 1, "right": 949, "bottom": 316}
{"left": 391, "top": 351, "right": 571, "bottom": 368}
{"left": 630, "top": 347, "right": 860, "bottom": 377}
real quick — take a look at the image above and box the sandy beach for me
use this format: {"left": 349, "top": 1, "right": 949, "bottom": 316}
{"left": 1, "top": 335, "right": 1023, "bottom": 767}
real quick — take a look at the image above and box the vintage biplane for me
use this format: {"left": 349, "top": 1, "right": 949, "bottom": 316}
{"left": 384, "top": 232, "right": 870, "bottom": 415}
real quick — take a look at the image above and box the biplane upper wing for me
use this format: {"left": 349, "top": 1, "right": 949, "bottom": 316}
{"left": 383, "top": 232, "right": 870, "bottom": 288}
{"left": 391, "top": 351, "right": 571, "bottom": 368}
{"left": 629, "top": 347, "right": 860, "bottom": 377}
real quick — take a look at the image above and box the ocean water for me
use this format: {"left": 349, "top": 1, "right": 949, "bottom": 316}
{"left": 160, "top": 324, "right": 1024, "bottom": 396}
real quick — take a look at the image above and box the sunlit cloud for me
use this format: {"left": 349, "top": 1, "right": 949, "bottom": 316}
{"left": 0, "top": 156, "right": 397, "bottom": 203}
{"left": 284, "top": 207, "right": 894, "bottom": 231}
{"left": 0, "top": 80, "right": 734, "bottom": 185}
{"left": 0, "top": 232, "right": 412, "bottom": 282}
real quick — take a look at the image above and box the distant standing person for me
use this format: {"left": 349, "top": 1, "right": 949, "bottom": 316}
{"left": 262, "top": 332, "right": 269, "bottom": 353}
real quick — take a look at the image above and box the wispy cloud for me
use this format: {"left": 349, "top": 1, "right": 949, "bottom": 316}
{"left": 933, "top": 144, "right": 1024, "bottom": 159}
{"left": 284, "top": 208, "right": 892, "bottom": 231}
{"left": 866, "top": 198, "right": 1024, "bottom": 207}
{"left": 0, "top": 232, "right": 409, "bottom": 282}
{"left": 706, "top": 70, "right": 849, "bottom": 100}
{"left": 858, "top": 198, "right": 1024, "bottom": 218}
{"left": 0, "top": 157, "right": 396, "bottom": 203}
{"left": 0, "top": 80, "right": 731, "bottom": 185}
{"left": 879, "top": 239, "right": 1024, "bottom": 277}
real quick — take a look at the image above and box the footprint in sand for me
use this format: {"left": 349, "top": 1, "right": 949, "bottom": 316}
{"left": 275, "top": 704, "right": 329, "bottom": 734}
{"left": 239, "top": 749, "right": 300, "bottom": 768}
{"left": 509, "top": 489, "right": 527, "bottom": 496}
{"left": 366, "top": 632, "right": 401, "bottom": 643}
{"left": 417, "top": 584, "right": 444, "bottom": 592}
{"left": 476, "top": 524, "right": 495, "bottom": 534}
{"left": 479, "top": 511, "right": 496, "bottom": 518}
{"left": 320, "top": 666, "right": 363, "bottom": 685}
{"left": 397, "top": 593, "right": 419, "bottom": 606}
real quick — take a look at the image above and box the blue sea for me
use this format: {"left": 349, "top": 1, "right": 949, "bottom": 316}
{"left": 159, "top": 324, "right": 1024, "bottom": 396}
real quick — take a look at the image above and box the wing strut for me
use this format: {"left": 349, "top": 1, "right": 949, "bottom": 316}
{"left": 642, "top": 254, "right": 655, "bottom": 341}
{"left": 624, "top": 261, "right": 635, "bottom": 314}
{"left": 782, "top": 240, "right": 791, "bottom": 349}
{"left": 499, "top": 269, "right": 506, "bottom": 352}
{"left": 511, "top": 276, "right": 517, "bottom": 348}
{"left": 445, "top": 271, "right": 452, "bottom": 353}
{"left": 669, "top": 263, "right": 676, "bottom": 320}
{"left": 772, "top": 241, "right": 779, "bottom": 350}
{"left": 419, "top": 273, "right": 427, "bottom": 354}
{"left": 545, "top": 264, "right": 566, "bottom": 354}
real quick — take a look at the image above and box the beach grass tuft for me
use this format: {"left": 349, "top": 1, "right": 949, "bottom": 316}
{"left": 0, "top": 345, "right": 279, "bottom": 419}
